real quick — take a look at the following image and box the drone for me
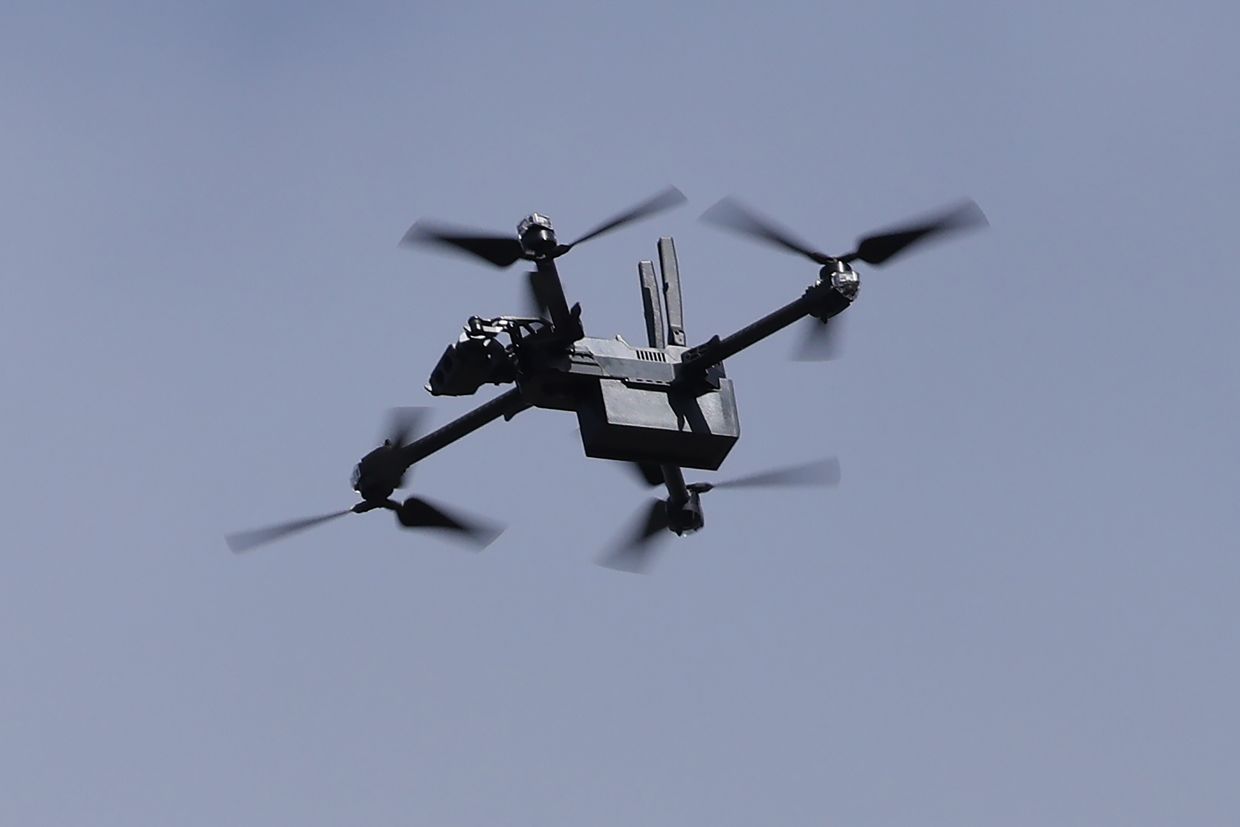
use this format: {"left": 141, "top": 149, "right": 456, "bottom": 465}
{"left": 226, "top": 187, "right": 987, "bottom": 571}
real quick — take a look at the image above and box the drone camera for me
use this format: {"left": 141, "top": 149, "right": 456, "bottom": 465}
{"left": 426, "top": 325, "right": 516, "bottom": 396}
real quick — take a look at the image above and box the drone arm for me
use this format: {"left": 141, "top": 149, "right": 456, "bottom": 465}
{"left": 532, "top": 259, "right": 575, "bottom": 331}
{"left": 677, "top": 283, "right": 847, "bottom": 380}
{"left": 660, "top": 464, "right": 690, "bottom": 506}
{"left": 395, "top": 388, "right": 531, "bottom": 471}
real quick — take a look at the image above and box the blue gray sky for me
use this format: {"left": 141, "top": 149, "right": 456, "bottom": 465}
{"left": 3, "top": 2, "right": 1238, "bottom": 824}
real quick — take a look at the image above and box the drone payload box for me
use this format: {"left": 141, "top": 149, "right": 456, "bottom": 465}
{"left": 572, "top": 339, "right": 740, "bottom": 471}
{"left": 573, "top": 234, "right": 739, "bottom": 470}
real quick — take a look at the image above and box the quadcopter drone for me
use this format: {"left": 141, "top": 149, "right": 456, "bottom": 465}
{"left": 226, "top": 187, "right": 986, "bottom": 571}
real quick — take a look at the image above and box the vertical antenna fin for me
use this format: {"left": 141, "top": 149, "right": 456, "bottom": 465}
{"left": 638, "top": 260, "right": 666, "bottom": 349}
{"left": 658, "top": 236, "right": 686, "bottom": 346}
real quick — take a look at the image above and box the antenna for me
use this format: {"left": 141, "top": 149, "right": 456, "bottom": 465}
{"left": 638, "top": 260, "right": 667, "bottom": 349}
{"left": 658, "top": 237, "right": 686, "bottom": 346}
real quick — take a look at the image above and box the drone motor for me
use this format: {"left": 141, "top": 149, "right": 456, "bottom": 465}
{"left": 517, "top": 213, "right": 558, "bottom": 258}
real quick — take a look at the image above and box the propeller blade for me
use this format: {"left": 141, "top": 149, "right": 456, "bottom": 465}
{"left": 704, "top": 457, "right": 841, "bottom": 490}
{"left": 700, "top": 196, "right": 833, "bottom": 265}
{"left": 522, "top": 270, "right": 551, "bottom": 320}
{"left": 792, "top": 316, "right": 844, "bottom": 361}
{"left": 225, "top": 509, "right": 353, "bottom": 553}
{"left": 397, "top": 496, "right": 504, "bottom": 548}
{"left": 841, "top": 199, "right": 988, "bottom": 266}
{"left": 384, "top": 406, "right": 428, "bottom": 448}
{"left": 598, "top": 498, "right": 670, "bottom": 574}
{"left": 561, "top": 186, "right": 687, "bottom": 251}
{"left": 400, "top": 222, "right": 525, "bottom": 268}
{"left": 628, "top": 461, "right": 665, "bottom": 487}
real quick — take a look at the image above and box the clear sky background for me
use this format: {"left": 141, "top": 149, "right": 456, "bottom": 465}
{"left": 3, "top": 2, "right": 1238, "bottom": 824}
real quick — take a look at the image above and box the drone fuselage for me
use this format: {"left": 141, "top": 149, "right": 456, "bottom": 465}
{"left": 392, "top": 229, "right": 853, "bottom": 550}
{"left": 424, "top": 330, "right": 741, "bottom": 470}
{"left": 419, "top": 234, "right": 857, "bottom": 475}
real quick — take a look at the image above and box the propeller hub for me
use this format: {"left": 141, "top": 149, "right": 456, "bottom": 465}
{"left": 819, "top": 260, "right": 860, "bottom": 300}
{"left": 517, "top": 213, "right": 558, "bottom": 257}
{"left": 352, "top": 476, "right": 396, "bottom": 504}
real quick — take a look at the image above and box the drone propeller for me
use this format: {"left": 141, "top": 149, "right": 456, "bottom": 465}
{"left": 401, "top": 225, "right": 525, "bottom": 268}
{"left": 384, "top": 406, "right": 427, "bottom": 450}
{"left": 690, "top": 456, "right": 841, "bottom": 492}
{"left": 792, "top": 316, "right": 844, "bottom": 362}
{"left": 628, "top": 461, "right": 666, "bottom": 487}
{"left": 401, "top": 186, "right": 687, "bottom": 269}
{"left": 225, "top": 408, "right": 506, "bottom": 553}
{"left": 702, "top": 196, "right": 985, "bottom": 362}
{"left": 225, "top": 509, "right": 355, "bottom": 553}
{"left": 598, "top": 498, "right": 670, "bottom": 574}
{"left": 701, "top": 196, "right": 987, "bottom": 268}
{"left": 225, "top": 497, "right": 503, "bottom": 554}
{"left": 372, "top": 406, "right": 431, "bottom": 494}
{"left": 600, "top": 456, "right": 841, "bottom": 573}
{"left": 700, "top": 197, "right": 835, "bottom": 265}
{"left": 521, "top": 270, "right": 553, "bottom": 320}
{"left": 396, "top": 496, "right": 504, "bottom": 549}
{"left": 842, "top": 200, "right": 988, "bottom": 265}
{"left": 555, "top": 186, "right": 687, "bottom": 253}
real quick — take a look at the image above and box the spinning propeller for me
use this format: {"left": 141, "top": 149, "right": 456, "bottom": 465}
{"left": 225, "top": 408, "right": 504, "bottom": 554}
{"left": 601, "top": 457, "right": 842, "bottom": 574}
{"left": 401, "top": 185, "right": 688, "bottom": 269}
{"left": 701, "top": 196, "right": 988, "bottom": 359}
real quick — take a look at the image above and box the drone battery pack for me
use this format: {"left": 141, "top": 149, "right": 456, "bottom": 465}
{"left": 577, "top": 377, "right": 740, "bottom": 471}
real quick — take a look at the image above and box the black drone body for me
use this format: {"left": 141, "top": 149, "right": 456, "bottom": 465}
{"left": 227, "top": 187, "right": 986, "bottom": 571}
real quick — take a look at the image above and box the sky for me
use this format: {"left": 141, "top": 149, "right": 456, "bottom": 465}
{"left": 2, "top": 1, "right": 1238, "bottom": 824}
